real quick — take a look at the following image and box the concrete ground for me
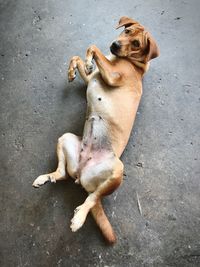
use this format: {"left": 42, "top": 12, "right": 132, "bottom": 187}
{"left": 0, "top": 0, "right": 200, "bottom": 266}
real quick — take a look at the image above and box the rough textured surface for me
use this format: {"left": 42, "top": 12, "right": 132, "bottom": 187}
{"left": 0, "top": 0, "right": 200, "bottom": 266}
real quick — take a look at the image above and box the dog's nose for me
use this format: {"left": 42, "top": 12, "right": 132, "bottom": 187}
{"left": 111, "top": 41, "right": 121, "bottom": 50}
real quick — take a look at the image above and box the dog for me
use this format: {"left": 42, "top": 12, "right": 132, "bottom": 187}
{"left": 32, "top": 16, "right": 159, "bottom": 244}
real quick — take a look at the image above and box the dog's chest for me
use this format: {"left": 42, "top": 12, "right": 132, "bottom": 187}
{"left": 86, "top": 75, "right": 113, "bottom": 110}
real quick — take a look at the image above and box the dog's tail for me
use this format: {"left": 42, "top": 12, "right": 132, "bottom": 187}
{"left": 91, "top": 200, "right": 116, "bottom": 244}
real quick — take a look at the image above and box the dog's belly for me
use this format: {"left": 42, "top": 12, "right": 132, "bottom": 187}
{"left": 83, "top": 113, "right": 112, "bottom": 148}
{"left": 77, "top": 114, "right": 114, "bottom": 191}
{"left": 79, "top": 114, "right": 113, "bottom": 166}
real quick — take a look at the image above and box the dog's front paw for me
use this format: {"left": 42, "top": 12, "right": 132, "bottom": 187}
{"left": 68, "top": 56, "right": 79, "bottom": 82}
{"left": 68, "top": 68, "right": 76, "bottom": 82}
{"left": 85, "top": 45, "right": 97, "bottom": 74}
{"left": 85, "top": 60, "right": 94, "bottom": 75}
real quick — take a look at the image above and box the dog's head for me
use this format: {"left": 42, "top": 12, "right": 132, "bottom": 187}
{"left": 110, "top": 17, "right": 159, "bottom": 64}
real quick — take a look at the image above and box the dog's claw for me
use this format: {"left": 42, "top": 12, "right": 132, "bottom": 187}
{"left": 68, "top": 78, "right": 73, "bottom": 82}
{"left": 68, "top": 74, "right": 76, "bottom": 82}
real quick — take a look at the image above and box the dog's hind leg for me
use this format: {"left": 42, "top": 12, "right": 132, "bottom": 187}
{"left": 70, "top": 156, "right": 124, "bottom": 232}
{"left": 32, "top": 133, "right": 81, "bottom": 188}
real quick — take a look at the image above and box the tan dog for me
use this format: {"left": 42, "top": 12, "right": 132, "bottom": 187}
{"left": 32, "top": 17, "right": 159, "bottom": 244}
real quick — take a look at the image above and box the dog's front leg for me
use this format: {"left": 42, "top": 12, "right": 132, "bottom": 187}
{"left": 86, "top": 45, "right": 122, "bottom": 86}
{"left": 68, "top": 56, "right": 92, "bottom": 84}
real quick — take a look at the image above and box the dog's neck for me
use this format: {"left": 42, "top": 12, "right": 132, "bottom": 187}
{"left": 131, "top": 60, "right": 150, "bottom": 74}
{"left": 108, "top": 53, "right": 149, "bottom": 75}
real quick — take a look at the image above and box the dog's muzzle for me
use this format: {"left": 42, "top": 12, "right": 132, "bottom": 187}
{"left": 110, "top": 41, "right": 121, "bottom": 55}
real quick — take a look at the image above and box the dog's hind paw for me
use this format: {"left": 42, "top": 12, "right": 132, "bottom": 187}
{"left": 32, "top": 174, "right": 51, "bottom": 188}
{"left": 70, "top": 204, "right": 87, "bottom": 232}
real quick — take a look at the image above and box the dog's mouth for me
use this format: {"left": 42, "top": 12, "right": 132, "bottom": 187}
{"left": 110, "top": 41, "right": 121, "bottom": 56}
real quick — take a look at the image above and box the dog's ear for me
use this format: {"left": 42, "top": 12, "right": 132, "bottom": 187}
{"left": 145, "top": 33, "right": 160, "bottom": 62}
{"left": 116, "top": 16, "right": 140, "bottom": 29}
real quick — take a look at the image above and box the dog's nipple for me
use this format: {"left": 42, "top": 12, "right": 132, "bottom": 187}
{"left": 98, "top": 97, "right": 102, "bottom": 101}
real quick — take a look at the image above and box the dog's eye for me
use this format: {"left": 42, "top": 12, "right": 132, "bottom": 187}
{"left": 125, "top": 29, "right": 130, "bottom": 34}
{"left": 132, "top": 40, "right": 140, "bottom": 48}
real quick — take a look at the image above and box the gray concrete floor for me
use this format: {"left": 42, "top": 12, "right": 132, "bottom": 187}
{"left": 0, "top": 0, "right": 200, "bottom": 266}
